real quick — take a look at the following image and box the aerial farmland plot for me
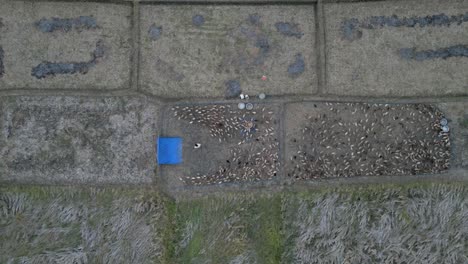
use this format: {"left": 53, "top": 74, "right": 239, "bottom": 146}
{"left": 285, "top": 102, "right": 451, "bottom": 180}
{"left": 1, "top": 0, "right": 468, "bottom": 262}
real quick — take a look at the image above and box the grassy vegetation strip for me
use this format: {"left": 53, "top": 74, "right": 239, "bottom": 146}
{"left": 172, "top": 194, "right": 284, "bottom": 264}
{"left": 0, "top": 186, "right": 170, "bottom": 264}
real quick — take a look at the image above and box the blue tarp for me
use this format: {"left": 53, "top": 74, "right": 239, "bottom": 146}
{"left": 157, "top": 137, "right": 182, "bottom": 165}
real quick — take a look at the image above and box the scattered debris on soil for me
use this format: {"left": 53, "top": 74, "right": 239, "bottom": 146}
{"left": 172, "top": 104, "right": 279, "bottom": 185}
{"left": 288, "top": 103, "right": 450, "bottom": 179}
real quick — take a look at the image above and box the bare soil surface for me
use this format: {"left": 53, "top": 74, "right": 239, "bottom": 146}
{"left": 161, "top": 103, "right": 281, "bottom": 187}
{"left": 285, "top": 102, "right": 450, "bottom": 180}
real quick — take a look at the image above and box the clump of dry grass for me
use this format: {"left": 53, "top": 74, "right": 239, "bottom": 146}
{"left": 0, "top": 187, "right": 167, "bottom": 264}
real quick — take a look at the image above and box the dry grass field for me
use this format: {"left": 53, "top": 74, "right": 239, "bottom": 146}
{"left": 0, "top": 186, "right": 170, "bottom": 264}
{"left": 1, "top": 183, "right": 467, "bottom": 263}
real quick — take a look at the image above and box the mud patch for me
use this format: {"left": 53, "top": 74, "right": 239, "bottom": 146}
{"left": 148, "top": 24, "right": 162, "bottom": 41}
{"left": 253, "top": 36, "right": 270, "bottom": 64}
{"left": 286, "top": 103, "right": 450, "bottom": 179}
{"left": 31, "top": 41, "right": 105, "bottom": 79}
{"left": 35, "top": 16, "right": 97, "bottom": 33}
{"left": 192, "top": 15, "right": 205, "bottom": 27}
{"left": 275, "top": 22, "right": 304, "bottom": 39}
{"left": 288, "top": 54, "right": 305, "bottom": 76}
{"left": 0, "top": 96, "right": 158, "bottom": 184}
{"left": 248, "top": 13, "right": 261, "bottom": 25}
{"left": 342, "top": 13, "right": 468, "bottom": 40}
{"left": 341, "top": 18, "right": 362, "bottom": 41}
{"left": 31, "top": 62, "right": 93, "bottom": 79}
{"left": 162, "top": 103, "right": 280, "bottom": 187}
{"left": 225, "top": 80, "right": 242, "bottom": 99}
{"left": 399, "top": 45, "right": 468, "bottom": 61}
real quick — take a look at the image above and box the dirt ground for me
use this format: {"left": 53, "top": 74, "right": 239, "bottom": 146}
{"left": 160, "top": 101, "right": 456, "bottom": 189}
{"left": 285, "top": 102, "right": 451, "bottom": 180}
{"left": 160, "top": 102, "right": 281, "bottom": 188}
